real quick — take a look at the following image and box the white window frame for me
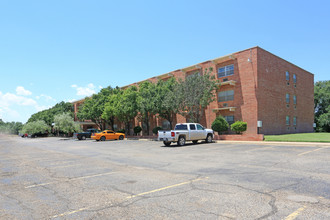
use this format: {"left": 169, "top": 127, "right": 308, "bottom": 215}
{"left": 218, "top": 64, "right": 234, "bottom": 78}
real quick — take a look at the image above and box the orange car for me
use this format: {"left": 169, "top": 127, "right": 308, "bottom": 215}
{"left": 91, "top": 130, "right": 125, "bottom": 141}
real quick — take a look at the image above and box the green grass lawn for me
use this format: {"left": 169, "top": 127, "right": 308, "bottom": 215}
{"left": 264, "top": 133, "right": 330, "bottom": 142}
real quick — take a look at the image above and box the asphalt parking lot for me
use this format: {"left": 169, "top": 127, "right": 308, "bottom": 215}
{"left": 0, "top": 135, "right": 329, "bottom": 219}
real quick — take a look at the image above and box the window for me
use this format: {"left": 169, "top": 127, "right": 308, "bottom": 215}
{"left": 175, "top": 124, "right": 188, "bottom": 130}
{"left": 293, "top": 74, "right": 297, "bottom": 83}
{"left": 224, "top": 116, "right": 234, "bottom": 124}
{"left": 286, "top": 116, "right": 290, "bottom": 125}
{"left": 293, "top": 95, "right": 297, "bottom": 105}
{"left": 218, "top": 64, "right": 234, "bottom": 78}
{"left": 218, "top": 90, "right": 234, "bottom": 102}
{"left": 286, "top": 71, "right": 290, "bottom": 81}
{"left": 293, "top": 116, "right": 297, "bottom": 126}
{"left": 197, "top": 124, "right": 204, "bottom": 130}
{"left": 107, "top": 131, "right": 114, "bottom": 133}
{"left": 286, "top": 93, "right": 290, "bottom": 103}
{"left": 189, "top": 124, "right": 196, "bottom": 130}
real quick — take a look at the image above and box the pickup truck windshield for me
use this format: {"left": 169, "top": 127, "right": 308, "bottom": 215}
{"left": 174, "top": 124, "right": 188, "bottom": 130}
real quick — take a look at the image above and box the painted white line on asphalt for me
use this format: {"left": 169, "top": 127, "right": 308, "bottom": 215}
{"left": 51, "top": 176, "right": 209, "bottom": 218}
{"left": 25, "top": 171, "right": 117, "bottom": 189}
{"left": 298, "top": 147, "right": 328, "bottom": 156}
{"left": 126, "top": 177, "right": 209, "bottom": 199}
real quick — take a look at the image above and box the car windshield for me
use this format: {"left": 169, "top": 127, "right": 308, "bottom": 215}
{"left": 174, "top": 124, "right": 188, "bottom": 130}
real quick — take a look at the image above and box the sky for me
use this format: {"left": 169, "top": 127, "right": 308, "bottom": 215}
{"left": 0, "top": 0, "right": 329, "bottom": 123}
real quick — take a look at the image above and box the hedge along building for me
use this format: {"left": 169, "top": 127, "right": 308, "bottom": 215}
{"left": 72, "top": 46, "right": 314, "bottom": 140}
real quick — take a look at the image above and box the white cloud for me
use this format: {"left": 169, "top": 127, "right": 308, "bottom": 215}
{"left": 35, "top": 94, "right": 56, "bottom": 102}
{"left": 0, "top": 92, "right": 37, "bottom": 107}
{"left": 35, "top": 105, "right": 52, "bottom": 112}
{"left": 71, "top": 83, "right": 97, "bottom": 96}
{"left": 16, "top": 86, "right": 32, "bottom": 96}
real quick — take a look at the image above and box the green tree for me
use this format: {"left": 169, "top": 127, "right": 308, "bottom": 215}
{"left": 102, "top": 87, "right": 121, "bottom": 130}
{"left": 21, "top": 120, "right": 50, "bottom": 135}
{"left": 211, "top": 116, "right": 229, "bottom": 135}
{"left": 154, "top": 78, "right": 180, "bottom": 130}
{"left": 137, "top": 81, "right": 157, "bottom": 135}
{"left": 113, "top": 86, "right": 138, "bottom": 135}
{"left": 54, "top": 112, "right": 81, "bottom": 135}
{"left": 314, "top": 80, "right": 330, "bottom": 132}
{"left": 0, "top": 120, "right": 23, "bottom": 134}
{"left": 231, "top": 121, "right": 247, "bottom": 134}
{"left": 177, "top": 68, "right": 217, "bottom": 123}
{"left": 27, "top": 101, "right": 73, "bottom": 126}
{"left": 77, "top": 86, "right": 115, "bottom": 130}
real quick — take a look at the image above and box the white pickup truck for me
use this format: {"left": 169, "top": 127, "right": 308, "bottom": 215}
{"left": 158, "top": 123, "right": 214, "bottom": 146}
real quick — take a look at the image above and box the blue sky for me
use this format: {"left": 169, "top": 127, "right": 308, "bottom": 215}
{"left": 0, "top": 0, "right": 329, "bottom": 123}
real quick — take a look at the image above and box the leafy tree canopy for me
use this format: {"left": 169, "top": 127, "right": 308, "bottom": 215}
{"left": 54, "top": 112, "right": 81, "bottom": 134}
{"left": 21, "top": 120, "right": 50, "bottom": 134}
{"left": 27, "top": 101, "right": 73, "bottom": 126}
{"left": 77, "top": 86, "right": 116, "bottom": 130}
{"left": 314, "top": 80, "right": 330, "bottom": 132}
{"left": 177, "top": 68, "right": 217, "bottom": 123}
{"left": 137, "top": 81, "right": 157, "bottom": 135}
{"left": 112, "top": 86, "right": 138, "bottom": 135}
{"left": 0, "top": 120, "right": 23, "bottom": 134}
{"left": 154, "top": 78, "right": 179, "bottom": 130}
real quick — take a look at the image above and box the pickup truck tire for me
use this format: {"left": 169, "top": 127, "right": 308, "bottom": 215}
{"left": 206, "top": 134, "right": 213, "bottom": 143}
{"left": 192, "top": 140, "right": 198, "bottom": 144}
{"left": 177, "top": 136, "right": 186, "bottom": 146}
{"left": 163, "top": 141, "right": 171, "bottom": 146}
{"left": 81, "top": 135, "right": 86, "bottom": 140}
{"left": 100, "top": 136, "right": 106, "bottom": 141}
{"left": 119, "top": 135, "right": 124, "bottom": 140}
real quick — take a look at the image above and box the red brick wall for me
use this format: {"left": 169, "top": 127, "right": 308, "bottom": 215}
{"left": 256, "top": 47, "right": 314, "bottom": 134}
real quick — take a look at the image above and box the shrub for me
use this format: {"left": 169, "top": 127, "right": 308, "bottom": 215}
{"left": 211, "top": 116, "right": 229, "bottom": 135}
{"left": 231, "top": 121, "right": 247, "bottom": 134}
{"left": 21, "top": 120, "right": 50, "bottom": 135}
{"left": 117, "top": 129, "right": 126, "bottom": 134}
{"left": 133, "top": 126, "right": 142, "bottom": 135}
{"left": 152, "top": 126, "right": 162, "bottom": 135}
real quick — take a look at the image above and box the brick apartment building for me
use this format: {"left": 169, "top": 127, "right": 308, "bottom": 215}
{"left": 72, "top": 47, "right": 314, "bottom": 140}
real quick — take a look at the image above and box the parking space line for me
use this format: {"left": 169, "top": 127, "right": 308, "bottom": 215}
{"left": 126, "top": 176, "right": 209, "bottom": 199}
{"left": 284, "top": 206, "right": 306, "bottom": 220}
{"left": 51, "top": 176, "right": 208, "bottom": 218}
{"left": 25, "top": 171, "right": 117, "bottom": 189}
{"left": 297, "top": 147, "right": 328, "bottom": 156}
